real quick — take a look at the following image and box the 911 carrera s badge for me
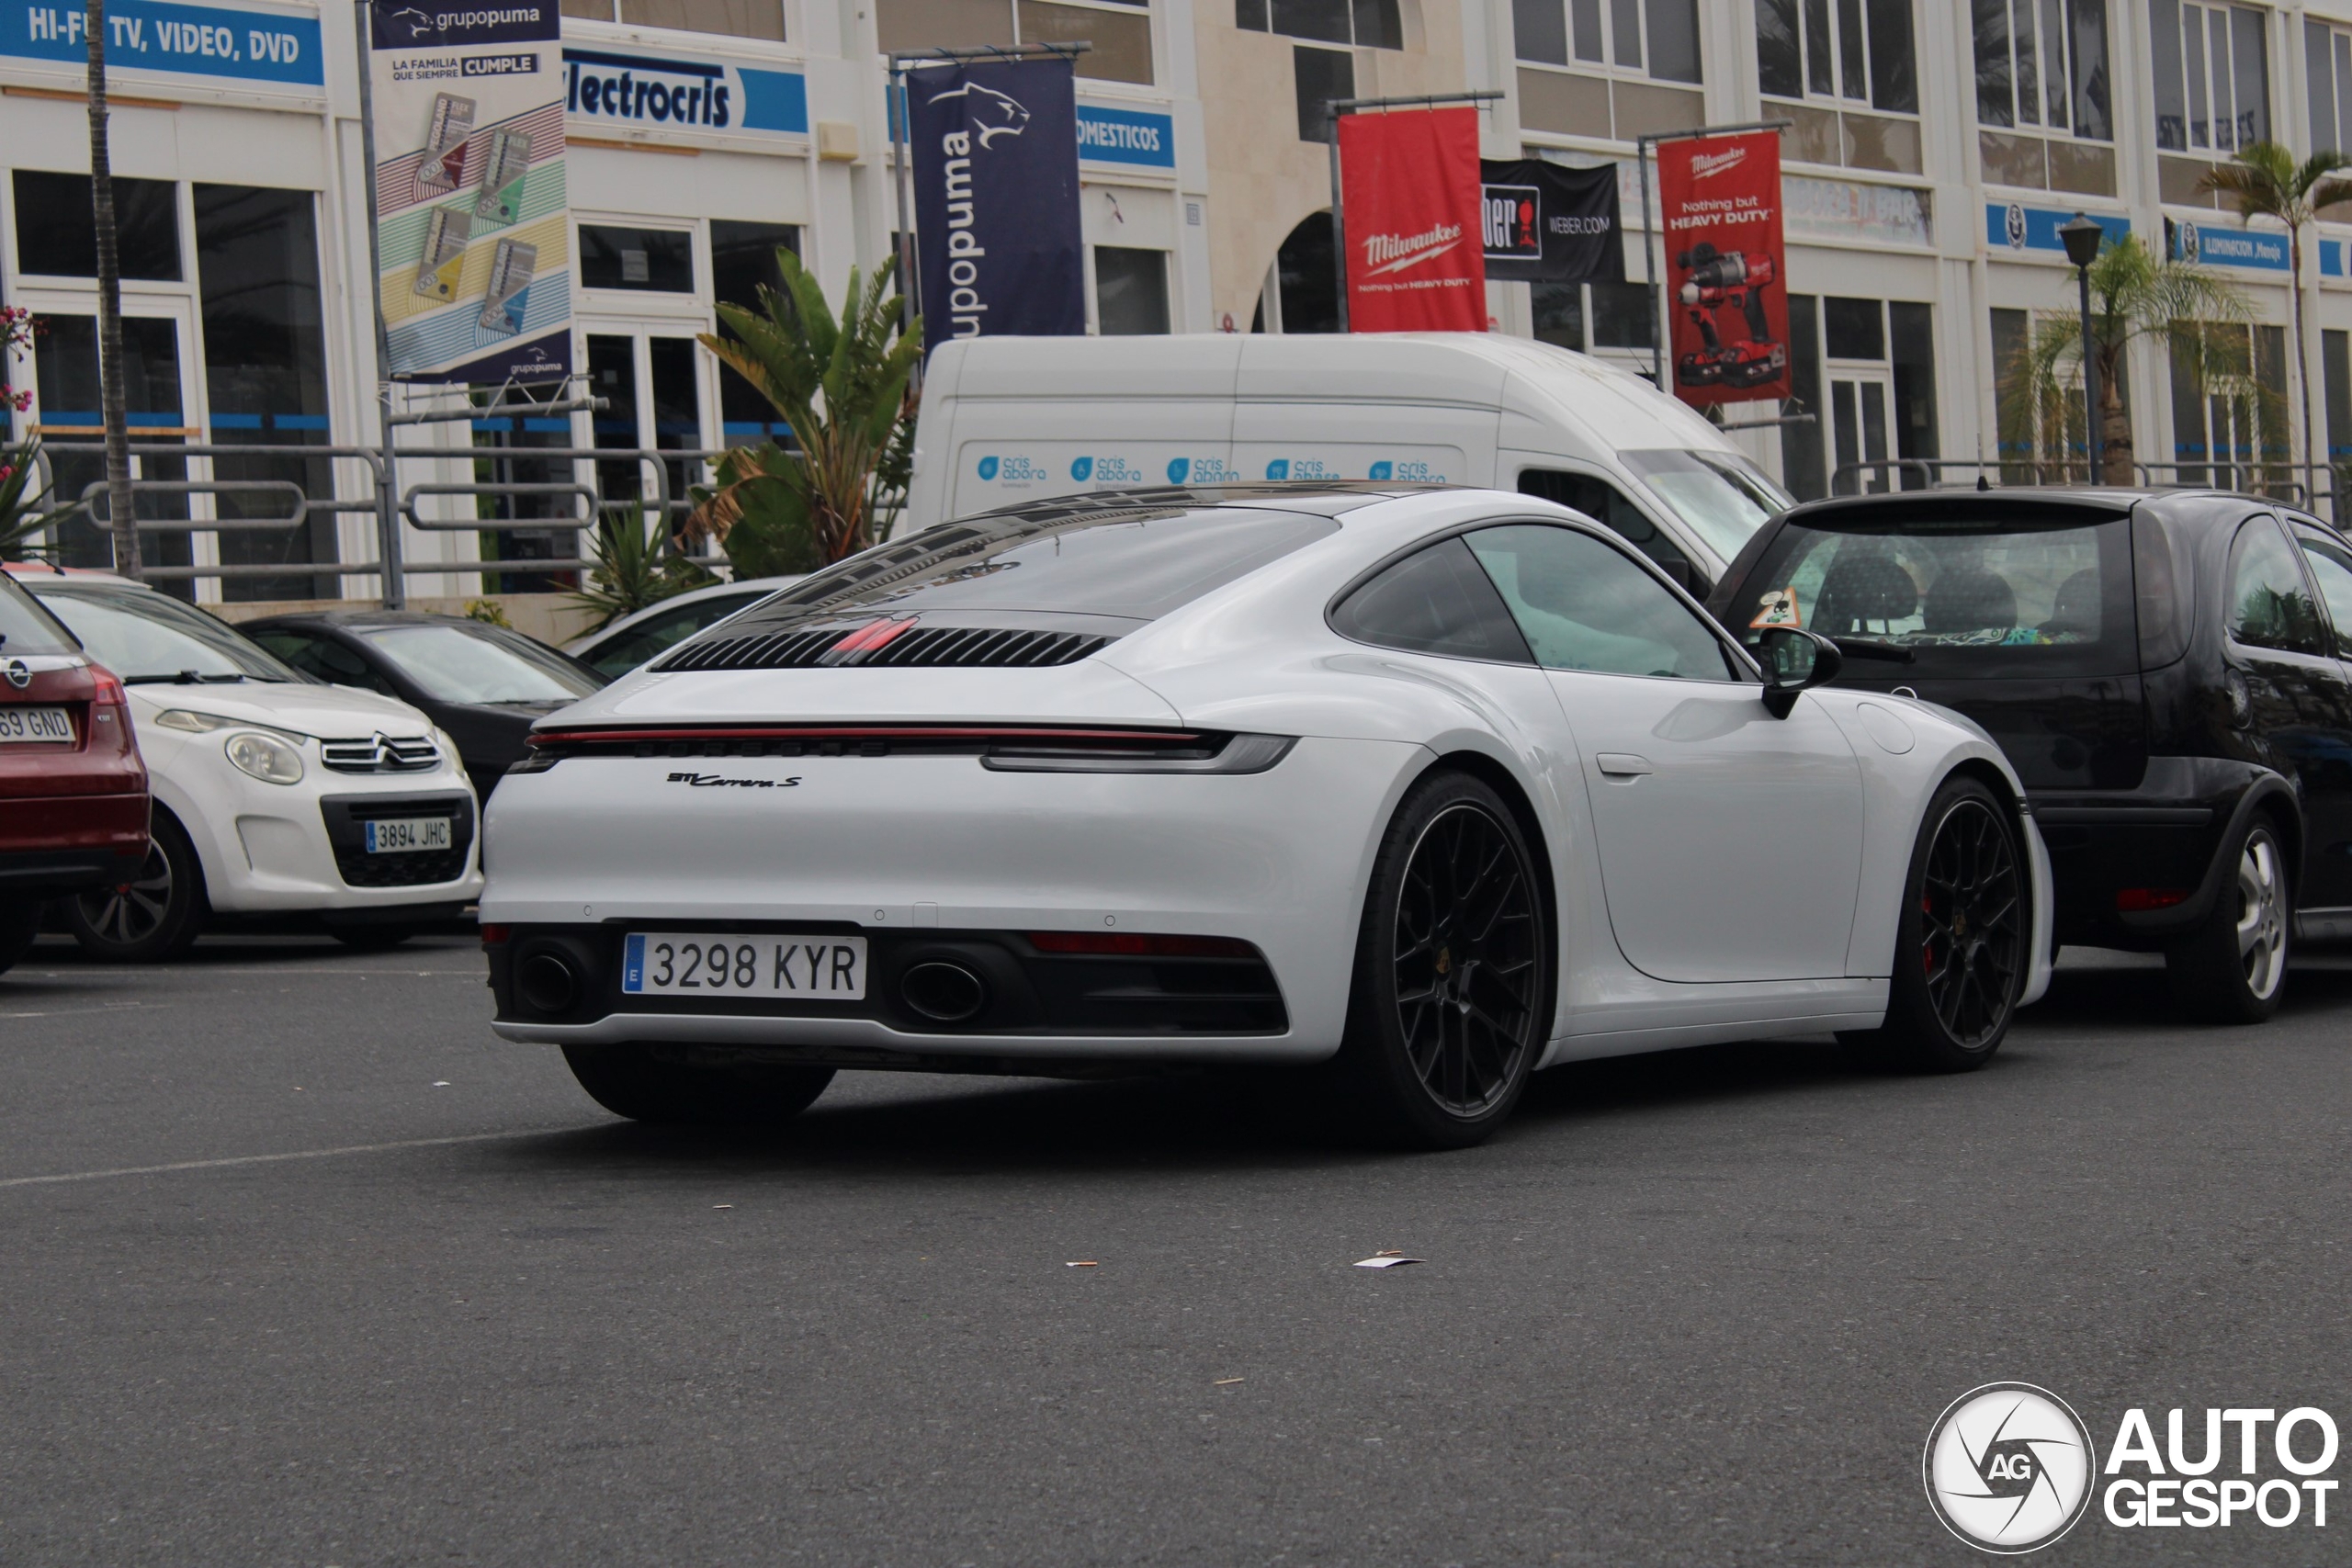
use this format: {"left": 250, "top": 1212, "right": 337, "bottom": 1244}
{"left": 666, "top": 772, "right": 804, "bottom": 789}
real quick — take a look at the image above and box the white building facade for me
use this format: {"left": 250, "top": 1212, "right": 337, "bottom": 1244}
{"left": 5, "top": 0, "right": 2350, "bottom": 609}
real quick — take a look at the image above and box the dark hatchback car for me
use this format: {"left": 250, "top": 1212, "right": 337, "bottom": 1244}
{"left": 1711, "top": 489, "right": 2352, "bottom": 1023}
{"left": 242, "top": 612, "right": 605, "bottom": 803}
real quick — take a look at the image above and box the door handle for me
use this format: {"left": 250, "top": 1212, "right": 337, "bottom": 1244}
{"left": 1596, "top": 752, "right": 1655, "bottom": 777}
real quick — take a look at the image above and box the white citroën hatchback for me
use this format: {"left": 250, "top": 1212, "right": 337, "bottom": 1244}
{"left": 481, "top": 484, "right": 2052, "bottom": 1147}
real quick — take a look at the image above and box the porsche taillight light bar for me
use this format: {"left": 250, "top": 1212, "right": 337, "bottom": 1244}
{"left": 518, "top": 725, "right": 1296, "bottom": 775}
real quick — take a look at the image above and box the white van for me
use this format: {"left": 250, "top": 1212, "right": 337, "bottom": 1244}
{"left": 899, "top": 333, "right": 1795, "bottom": 590}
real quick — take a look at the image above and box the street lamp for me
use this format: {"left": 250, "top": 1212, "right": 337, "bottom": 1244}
{"left": 2059, "top": 213, "right": 2106, "bottom": 484}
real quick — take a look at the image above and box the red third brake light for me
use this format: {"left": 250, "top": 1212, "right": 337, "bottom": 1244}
{"left": 2116, "top": 888, "right": 2191, "bottom": 912}
{"left": 1026, "top": 931, "right": 1257, "bottom": 959}
{"left": 826, "top": 615, "right": 919, "bottom": 658}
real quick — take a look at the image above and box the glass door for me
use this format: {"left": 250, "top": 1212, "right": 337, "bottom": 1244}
{"left": 583, "top": 328, "right": 710, "bottom": 541}
{"left": 19, "top": 294, "right": 204, "bottom": 592}
{"left": 1828, "top": 369, "right": 1894, "bottom": 493}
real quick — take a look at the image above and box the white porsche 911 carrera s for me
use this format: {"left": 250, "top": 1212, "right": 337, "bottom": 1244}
{"left": 481, "top": 484, "right": 2052, "bottom": 1147}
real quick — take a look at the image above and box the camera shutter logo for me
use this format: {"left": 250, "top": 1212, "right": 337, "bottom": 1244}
{"left": 1924, "top": 1383, "right": 2098, "bottom": 1553}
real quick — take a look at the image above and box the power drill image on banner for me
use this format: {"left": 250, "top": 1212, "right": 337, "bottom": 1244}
{"left": 1655, "top": 131, "right": 1789, "bottom": 405}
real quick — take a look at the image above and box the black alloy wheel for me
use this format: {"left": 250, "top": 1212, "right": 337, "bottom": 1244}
{"left": 1337, "top": 772, "right": 1549, "bottom": 1147}
{"left": 2166, "top": 816, "right": 2291, "bottom": 1024}
{"left": 1856, "top": 776, "right": 2025, "bottom": 1071}
{"left": 64, "top": 812, "right": 208, "bottom": 963}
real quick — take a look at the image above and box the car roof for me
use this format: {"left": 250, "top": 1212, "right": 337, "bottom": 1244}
{"left": 241, "top": 609, "right": 485, "bottom": 630}
{"left": 952, "top": 481, "right": 1447, "bottom": 529}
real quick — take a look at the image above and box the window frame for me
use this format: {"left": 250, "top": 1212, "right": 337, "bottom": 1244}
{"left": 1323, "top": 514, "right": 1759, "bottom": 678}
{"left": 2225, "top": 513, "right": 2329, "bottom": 657}
{"left": 1973, "top": 0, "right": 2113, "bottom": 142}
{"left": 2307, "top": 15, "right": 2352, "bottom": 159}
{"left": 2151, "top": 0, "right": 2268, "bottom": 154}
{"left": 1757, "top": 0, "right": 1917, "bottom": 112}
{"left": 1513, "top": 0, "right": 1704, "bottom": 84}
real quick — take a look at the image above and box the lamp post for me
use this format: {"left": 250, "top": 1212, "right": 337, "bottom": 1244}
{"left": 2059, "top": 213, "right": 2106, "bottom": 484}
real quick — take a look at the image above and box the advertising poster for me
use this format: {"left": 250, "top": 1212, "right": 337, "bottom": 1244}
{"left": 1655, "top": 131, "right": 1789, "bottom": 405}
{"left": 907, "top": 57, "right": 1086, "bottom": 358}
{"left": 1477, "top": 159, "right": 1624, "bottom": 285}
{"left": 369, "top": 0, "right": 570, "bottom": 383}
{"left": 1338, "top": 106, "right": 1485, "bottom": 333}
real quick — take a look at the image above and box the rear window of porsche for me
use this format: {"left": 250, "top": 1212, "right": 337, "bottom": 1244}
{"left": 1730, "top": 513, "right": 2138, "bottom": 677}
{"left": 707, "top": 505, "right": 1340, "bottom": 634}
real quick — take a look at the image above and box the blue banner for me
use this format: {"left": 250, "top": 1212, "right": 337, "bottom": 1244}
{"left": 562, "top": 46, "right": 807, "bottom": 137}
{"left": 907, "top": 58, "right": 1085, "bottom": 356}
{"left": 1985, "top": 202, "right": 2130, "bottom": 256}
{"left": 2169, "top": 219, "right": 2290, "bottom": 271}
{"left": 3, "top": 0, "right": 322, "bottom": 86}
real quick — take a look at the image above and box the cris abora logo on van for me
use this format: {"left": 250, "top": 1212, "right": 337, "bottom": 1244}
{"left": 1166, "top": 457, "right": 1190, "bottom": 483}
{"left": 1069, "top": 457, "right": 1093, "bottom": 481}
{"left": 977, "top": 456, "right": 1000, "bottom": 480}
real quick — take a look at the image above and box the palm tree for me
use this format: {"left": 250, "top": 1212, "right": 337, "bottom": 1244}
{"left": 85, "top": 0, "right": 139, "bottom": 578}
{"left": 686, "top": 248, "right": 922, "bottom": 569}
{"left": 2199, "top": 141, "right": 2352, "bottom": 487}
{"left": 2001, "top": 234, "right": 2257, "bottom": 484}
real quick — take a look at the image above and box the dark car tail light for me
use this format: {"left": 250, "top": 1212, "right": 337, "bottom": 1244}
{"left": 2117, "top": 887, "right": 2191, "bottom": 912}
{"left": 88, "top": 665, "right": 127, "bottom": 706}
{"left": 480, "top": 923, "right": 512, "bottom": 945}
{"left": 1025, "top": 931, "right": 1259, "bottom": 959}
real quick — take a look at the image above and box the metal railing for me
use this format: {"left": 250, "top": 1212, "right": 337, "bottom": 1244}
{"left": 22, "top": 436, "right": 732, "bottom": 585}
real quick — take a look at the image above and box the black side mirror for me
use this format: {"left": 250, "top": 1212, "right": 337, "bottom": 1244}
{"left": 1758, "top": 626, "right": 1843, "bottom": 718}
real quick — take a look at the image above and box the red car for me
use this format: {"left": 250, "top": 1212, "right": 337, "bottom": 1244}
{"left": 0, "top": 568, "right": 147, "bottom": 974}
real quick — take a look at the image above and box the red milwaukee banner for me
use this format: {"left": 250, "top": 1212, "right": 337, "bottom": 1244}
{"left": 1656, "top": 131, "right": 1789, "bottom": 405}
{"left": 1339, "top": 107, "right": 1487, "bottom": 333}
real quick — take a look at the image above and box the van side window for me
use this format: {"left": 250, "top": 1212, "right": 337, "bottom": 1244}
{"left": 1517, "top": 468, "right": 1696, "bottom": 586}
{"left": 2228, "top": 519, "right": 2326, "bottom": 655}
{"left": 1329, "top": 538, "right": 1536, "bottom": 663}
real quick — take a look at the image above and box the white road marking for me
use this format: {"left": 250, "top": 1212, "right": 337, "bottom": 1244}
{"left": 0, "top": 1003, "right": 155, "bottom": 1020}
{"left": 0, "top": 1125, "right": 606, "bottom": 1190}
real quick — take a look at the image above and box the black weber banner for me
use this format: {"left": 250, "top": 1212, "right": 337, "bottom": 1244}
{"left": 1477, "top": 160, "right": 1625, "bottom": 285}
{"left": 908, "top": 58, "right": 1085, "bottom": 356}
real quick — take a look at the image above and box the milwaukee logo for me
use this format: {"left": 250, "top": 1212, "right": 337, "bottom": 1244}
{"left": 1362, "top": 221, "right": 1464, "bottom": 276}
{"left": 1690, "top": 147, "right": 1747, "bottom": 179}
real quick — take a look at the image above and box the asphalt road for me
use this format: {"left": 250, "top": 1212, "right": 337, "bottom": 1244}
{"left": 1, "top": 934, "right": 2346, "bottom": 1566}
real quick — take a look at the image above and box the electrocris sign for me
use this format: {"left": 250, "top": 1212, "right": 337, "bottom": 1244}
{"left": 0, "top": 0, "right": 322, "bottom": 89}
{"left": 561, "top": 45, "right": 808, "bottom": 138}
{"left": 906, "top": 57, "right": 1086, "bottom": 356}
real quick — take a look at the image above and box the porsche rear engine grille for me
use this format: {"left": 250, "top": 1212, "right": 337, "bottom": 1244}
{"left": 655, "top": 626, "right": 1113, "bottom": 672}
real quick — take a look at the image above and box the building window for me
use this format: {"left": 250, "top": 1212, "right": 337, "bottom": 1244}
{"left": 876, "top": 0, "right": 1154, "bottom": 84}
{"left": 2312, "top": 19, "right": 2352, "bottom": 158}
{"left": 1756, "top": 0, "right": 1919, "bottom": 173}
{"left": 1528, "top": 279, "right": 1655, "bottom": 352}
{"left": 1971, "top": 0, "right": 2114, "bottom": 196}
{"left": 1803, "top": 296, "right": 1936, "bottom": 492}
{"left": 1240, "top": 0, "right": 1401, "bottom": 49}
{"left": 711, "top": 222, "right": 800, "bottom": 444}
{"left": 2150, "top": 1, "right": 2267, "bottom": 205}
{"left": 580, "top": 225, "right": 695, "bottom": 292}
{"left": 2169, "top": 320, "right": 2285, "bottom": 488}
{"left": 13, "top": 171, "right": 182, "bottom": 281}
{"left": 1294, "top": 44, "right": 1353, "bottom": 141}
{"left": 1093, "top": 246, "right": 1171, "bottom": 334}
{"left": 1782, "top": 294, "right": 1827, "bottom": 499}
{"left": 33, "top": 316, "right": 194, "bottom": 586}
{"left": 560, "top": 0, "right": 785, "bottom": 42}
{"left": 194, "top": 186, "right": 338, "bottom": 603}
{"left": 2324, "top": 327, "right": 2351, "bottom": 474}
{"left": 1514, "top": 0, "right": 1703, "bottom": 141}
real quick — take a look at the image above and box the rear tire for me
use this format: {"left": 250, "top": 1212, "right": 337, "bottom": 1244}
{"left": 63, "top": 813, "right": 206, "bottom": 964}
{"left": 1330, "top": 771, "right": 1550, "bottom": 1149}
{"left": 1855, "top": 776, "right": 2027, "bottom": 1072}
{"left": 0, "top": 902, "right": 41, "bottom": 976}
{"left": 561, "top": 1044, "right": 835, "bottom": 1127}
{"left": 2165, "top": 816, "right": 2290, "bottom": 1024}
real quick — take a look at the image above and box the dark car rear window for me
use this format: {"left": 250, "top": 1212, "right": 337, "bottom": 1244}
{"left": 0, "top": 572, "right": 80, "bottom": 657}
{"left": 710, "top": 504, "right": 1340, "bottom": 635}
{"left": 1729, "top": 512, "right": 2137, "bottom": 677}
